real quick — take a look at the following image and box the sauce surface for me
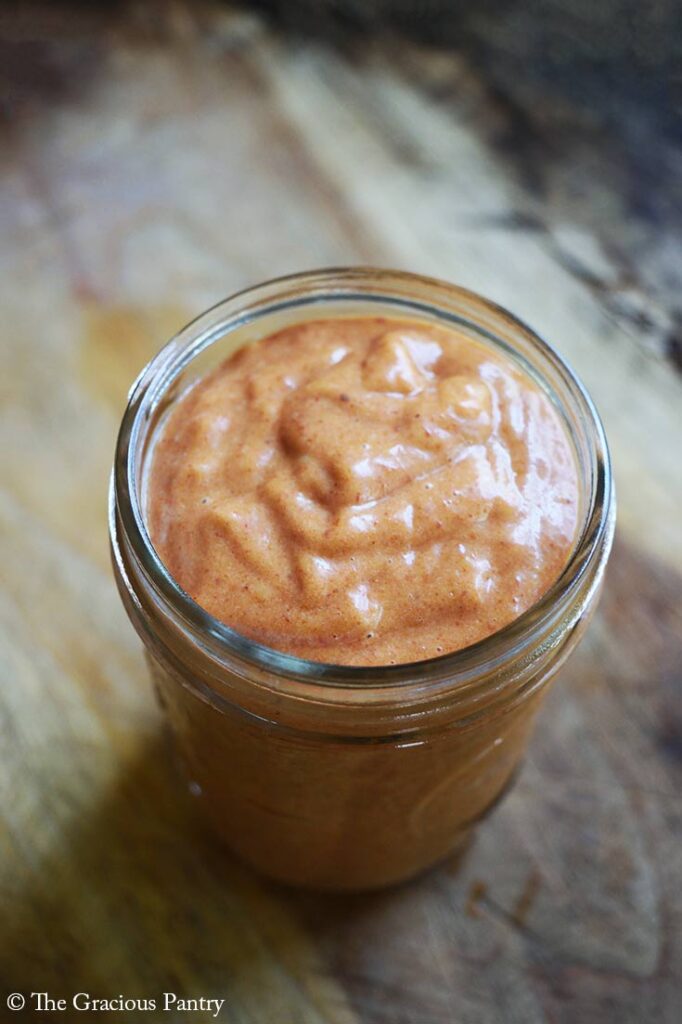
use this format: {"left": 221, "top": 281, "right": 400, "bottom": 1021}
{"left": 148, "top": 318, "right": 578, "bottom": 665}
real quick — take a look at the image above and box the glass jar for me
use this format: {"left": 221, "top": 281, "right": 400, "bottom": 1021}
{"left": 110, "top": 268, "right": 615, "bottom": 891}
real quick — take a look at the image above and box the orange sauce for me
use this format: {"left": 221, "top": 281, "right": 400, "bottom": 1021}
{"left": 148, "top": 318, "right": 578, "bottom": 665}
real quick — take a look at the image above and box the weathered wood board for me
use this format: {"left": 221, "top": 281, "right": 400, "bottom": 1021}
{"left": 1, "top": 3, "right": 681, "bottom": 1021}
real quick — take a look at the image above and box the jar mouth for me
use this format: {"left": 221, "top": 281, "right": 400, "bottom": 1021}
{"left": 112, "top": 267, "right": 615, "bottom": 694}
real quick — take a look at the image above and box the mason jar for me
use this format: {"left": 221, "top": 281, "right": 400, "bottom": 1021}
{"left": 110, "top": 268, "right": 615, "bottom": 891}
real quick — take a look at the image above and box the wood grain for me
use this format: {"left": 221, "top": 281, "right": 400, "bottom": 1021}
{"left": 1, "top": 3, "right": 681, "bottom": 1021}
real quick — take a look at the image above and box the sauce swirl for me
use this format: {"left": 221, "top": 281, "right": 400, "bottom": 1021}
{"left": 148, "top": 317, "right": 578, "bottom": 665}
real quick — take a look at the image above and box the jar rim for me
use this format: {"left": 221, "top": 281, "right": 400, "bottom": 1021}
{"left": 111, "top": 267, "right": 615, "bottom": 701}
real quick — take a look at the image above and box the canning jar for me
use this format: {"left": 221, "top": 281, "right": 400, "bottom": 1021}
{"left": 110, "top": 268, "right": 615, "bottom": 891}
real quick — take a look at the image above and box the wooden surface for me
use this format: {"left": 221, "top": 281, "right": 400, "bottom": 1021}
{"left": 1, "top": 3, "right": 681, "bottom": 1021}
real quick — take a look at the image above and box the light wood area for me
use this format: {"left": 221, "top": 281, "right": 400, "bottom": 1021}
{"left": 1, "top": 3, "right": 681, "bottom": 1021}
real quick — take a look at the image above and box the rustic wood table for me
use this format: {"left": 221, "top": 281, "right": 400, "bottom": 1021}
{"left": 1, "top": 4, "right": 681, "bottom": 1021}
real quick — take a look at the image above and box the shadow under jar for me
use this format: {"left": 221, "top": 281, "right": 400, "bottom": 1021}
{"left": 110, "top": 268, "right": 615, "bottom": 892}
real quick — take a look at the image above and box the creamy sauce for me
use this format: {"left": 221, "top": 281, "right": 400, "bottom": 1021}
{"left": 148, "top": 317, "right": 578, "bottom": 665}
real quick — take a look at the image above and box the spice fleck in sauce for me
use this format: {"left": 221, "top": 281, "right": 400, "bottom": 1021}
{"left": 148, "top": 318, "right": 578, "bottom": 665}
